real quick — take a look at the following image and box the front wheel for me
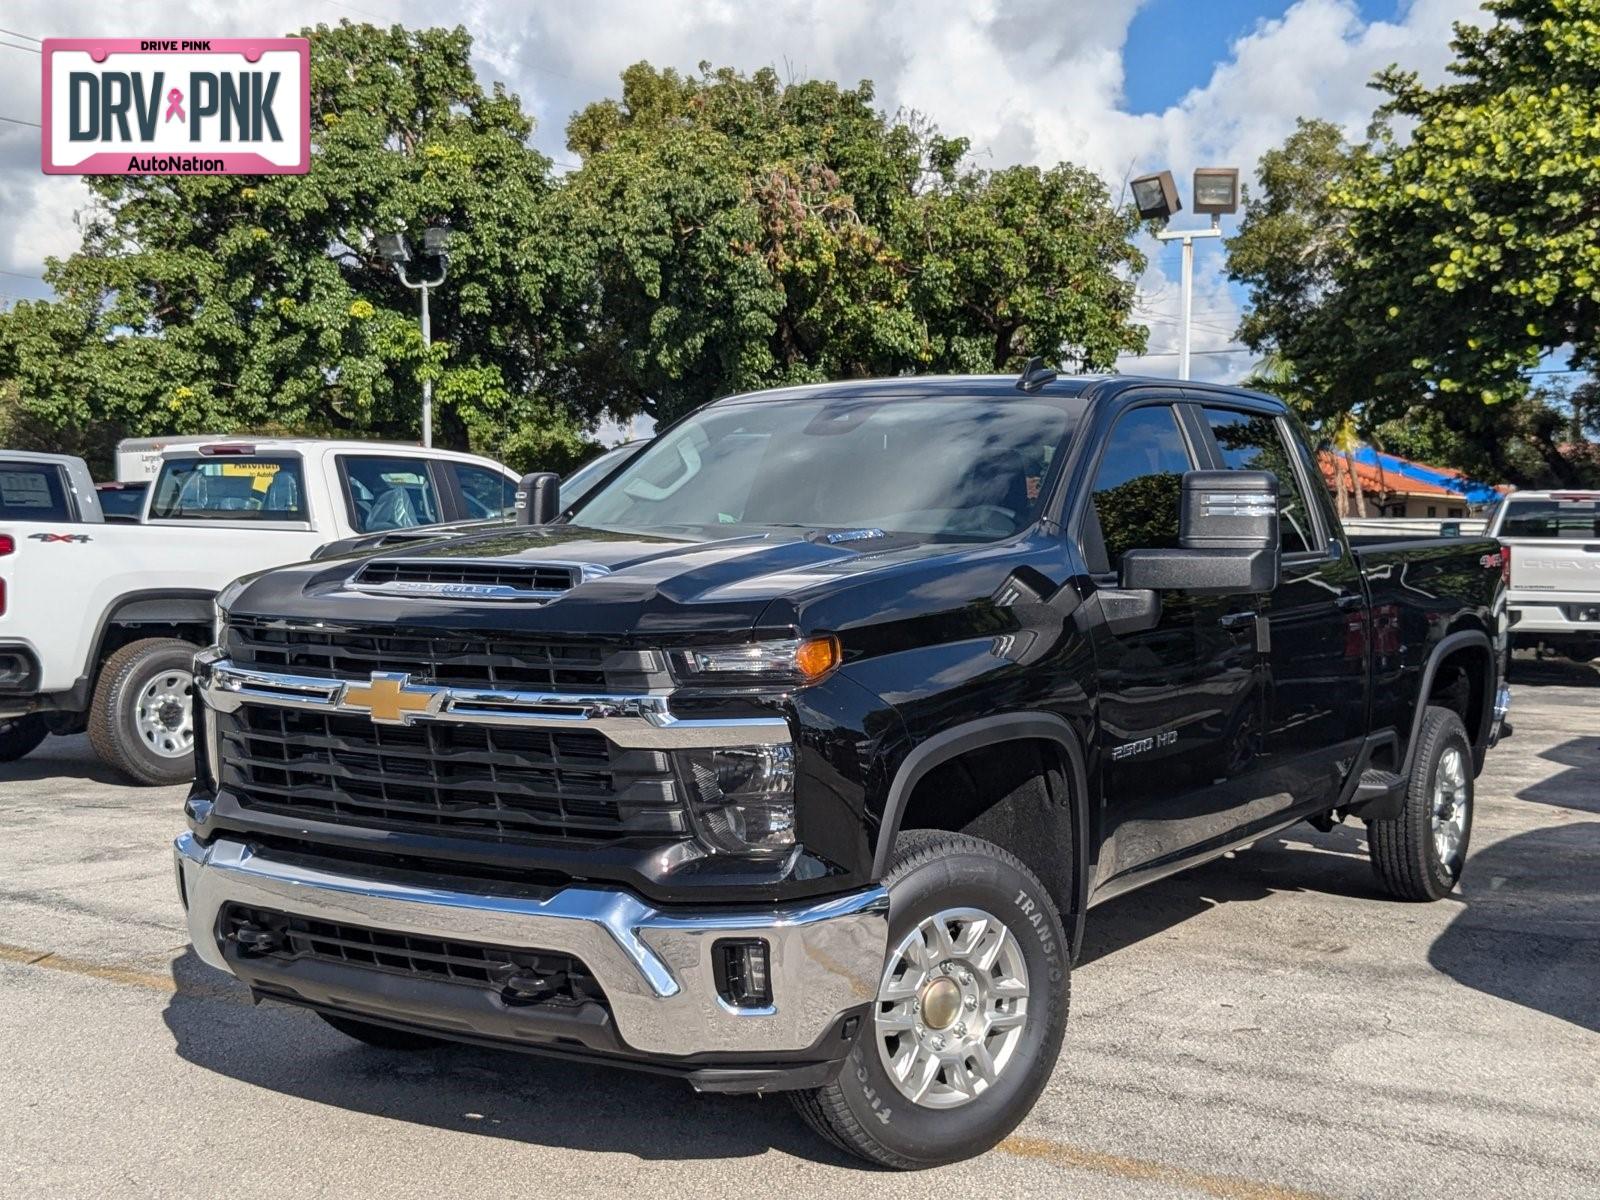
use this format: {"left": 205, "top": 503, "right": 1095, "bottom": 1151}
{"left": 0, "top": 714, "right": 49, "bottom": 762}
{"left": 1368, "top": 705, "right": 1474, "bottom": 900}
{"left": 87, "top": 638, "right": 200, "bottom": 786}
{"left": 791, "top": 830, "right": 1069, "bottom": 1169}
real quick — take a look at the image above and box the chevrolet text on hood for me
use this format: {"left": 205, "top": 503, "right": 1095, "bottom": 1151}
{"left": 180, "top": 372, "right": 1510, "bottom": 1169}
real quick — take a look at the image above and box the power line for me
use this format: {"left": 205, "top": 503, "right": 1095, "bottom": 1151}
{"left": 0, "top": 38, "right": 41, "bottom": 54}
{"left": 0, "top": 114, "right": 41, "bottom": 128}
{"left": 0, "top": 268, "right": 45, "bottom": 280}
{"left": 0, "top": 27, "right": 42, "bottom": 42}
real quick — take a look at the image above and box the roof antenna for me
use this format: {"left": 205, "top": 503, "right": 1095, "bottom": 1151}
{"left": 1016, "top": 356, "right": 1058, "bottom": 394}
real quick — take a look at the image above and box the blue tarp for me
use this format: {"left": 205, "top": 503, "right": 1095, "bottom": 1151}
{"left": 1349, "top": 447, "right": 1503, "bottom": 506}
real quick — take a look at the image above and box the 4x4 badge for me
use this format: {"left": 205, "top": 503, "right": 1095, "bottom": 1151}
{"left": 29, "top": 532, "right": 92, "bottom": 543}
{"left": 339, "top": 672, "right": 446, "bottom": 724}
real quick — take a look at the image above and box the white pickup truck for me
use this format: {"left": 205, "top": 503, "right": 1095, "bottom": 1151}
{"left": 0, "top": 438, "right": 520, "bottom": 783}
{"left": 1487, "top": 490, "right": 1600, "bottom": 668}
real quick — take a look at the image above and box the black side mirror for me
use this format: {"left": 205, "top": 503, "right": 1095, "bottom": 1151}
{"left": 515, "top": 472, "right": 560, "bottom": 526}
{"left": 1119, "top": 470, "right": 1280, "bottom": 595}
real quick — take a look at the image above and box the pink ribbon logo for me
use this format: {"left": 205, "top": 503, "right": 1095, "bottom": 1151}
{"left": 164, "top": 88, "right": 185, "bottom": 123}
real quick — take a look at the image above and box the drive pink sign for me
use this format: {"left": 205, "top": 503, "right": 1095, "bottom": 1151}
{"left": 42, "top": 38, "right": 310, "bottom": 175}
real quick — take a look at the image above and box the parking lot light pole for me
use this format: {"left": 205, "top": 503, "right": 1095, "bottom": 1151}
{"left": 376, "top": 227, "right": 452, "bottom": 448}
{"left": 1128, "top": 167, "right": 1240, "bottom": 381}
{"left": 1154, "top": 217, "right": 1222, "bottom": 381}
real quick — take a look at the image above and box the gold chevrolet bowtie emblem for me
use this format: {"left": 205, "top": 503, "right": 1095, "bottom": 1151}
{"left": 341, "top": 672, "right": 443, "bottom": 724}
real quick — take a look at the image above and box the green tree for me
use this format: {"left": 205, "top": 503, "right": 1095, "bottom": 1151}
{"left": 0, "top": 22, "right": 595, "bottom": 475}
{"left": 1344, "top": 0, "right": 1600, "bottom": 402}
{"left": 1227, "top": 0, "right": 1600, "bottom": 486}
{"left": 562, "top": 63, "right": 1147, "bottom": 425}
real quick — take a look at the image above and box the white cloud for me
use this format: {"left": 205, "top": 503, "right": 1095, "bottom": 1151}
{"left": 0, "top": 0, "right": 1487, "bottom": 383}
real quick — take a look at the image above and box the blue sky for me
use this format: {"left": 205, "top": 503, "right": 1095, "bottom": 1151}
{"left": 1122, "top": 0, "right": 1399, "bottom": 113}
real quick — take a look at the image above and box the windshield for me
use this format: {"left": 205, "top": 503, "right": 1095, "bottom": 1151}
{"left": 150, "top": 456, "right": 307, "bottom": 521}
{"left": 569, "top": 392, "right": 1075, "bottom": 542}
{"left": 563, "top": 442, "right": 646, "bottom": 511}
{"left": 1498, "top": 497, "right": 1600, "bottom": 539}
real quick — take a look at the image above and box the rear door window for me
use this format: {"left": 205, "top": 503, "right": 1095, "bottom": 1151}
{"left": 452, "top": 463, "right": 518, "bottom": 520}
{"left": 0, "top": 465, "right": 73, "bottom": 521}
{"left": 1498, "top": 498, "right": 1600, "bottom": 539}
{"left": 1201, "top": 408, "right": 1317, "bottom": 554}
{"left": 150, "top": 457, "right": 306, "bottom": 520}
{"left": 342, "top": 456, "right": 443, "bottom": 532}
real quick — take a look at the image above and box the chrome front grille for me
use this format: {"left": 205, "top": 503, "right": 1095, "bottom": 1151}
{"left": 215, "top": 704, "right": 688, "bottom": 843}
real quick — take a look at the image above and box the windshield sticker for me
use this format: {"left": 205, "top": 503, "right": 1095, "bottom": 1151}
{"left": 219, "top": 462, "right": 281, "bottom": 478}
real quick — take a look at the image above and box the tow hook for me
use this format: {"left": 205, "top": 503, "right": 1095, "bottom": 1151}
{"left": 491, "top": 962, "right": 563, "bottom": 1004}
{"left": 233, "top": 922, "right": 281, "bottom": 954}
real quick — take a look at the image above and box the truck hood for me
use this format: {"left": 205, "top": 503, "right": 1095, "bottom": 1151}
{"left": 229, "top": 523, "right": 993, "bottom": 640}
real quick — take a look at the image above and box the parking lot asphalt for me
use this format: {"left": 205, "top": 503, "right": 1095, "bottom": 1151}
{"left": 1, "top": 654, "right": 1597, "bottom": 1200}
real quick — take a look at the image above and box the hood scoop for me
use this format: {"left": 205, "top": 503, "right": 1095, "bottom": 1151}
{"left": 349, "top": 557, "right": 608, "bottom": 602}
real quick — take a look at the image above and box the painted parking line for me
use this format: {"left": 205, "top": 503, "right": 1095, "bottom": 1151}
{"left": 2, "top": 938, "right": 1330, "bottom": 1198}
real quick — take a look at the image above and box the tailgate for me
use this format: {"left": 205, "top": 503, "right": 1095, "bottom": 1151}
{"left": 1507, "top": 539, "right": 1600, "bottom": 594}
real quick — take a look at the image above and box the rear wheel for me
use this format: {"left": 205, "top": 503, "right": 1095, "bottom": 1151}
{"left": 318, "top": 1013, "right": 448, "bottom": 1051}
{"left": 88, "top": 638, "right": 199, "bottom": 785}
{"left": 1368, "top": 706, "right": 1474, "bottom": 901}
{"left": 791, "top": 830, "right": 1069, "bottom": 1169}
{"left": 0, "top": 714, "right": 48, "bottom": 762}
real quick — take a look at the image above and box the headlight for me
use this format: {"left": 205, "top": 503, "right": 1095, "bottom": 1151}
{"left": 212, "top": 578, "right": 248, "bottom": 649}
{"left": 671, "top": 636, "right": 840, "bottom": 685}
{"left": 682, "top": 743, "right": 797, "bottom": 854}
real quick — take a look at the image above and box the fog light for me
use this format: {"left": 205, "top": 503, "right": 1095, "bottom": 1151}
{"left": 683, "top": 743, "right": 797, "bottom": 854}
{"left": 715, "top": 939, "right": 772, "bottom": 1008}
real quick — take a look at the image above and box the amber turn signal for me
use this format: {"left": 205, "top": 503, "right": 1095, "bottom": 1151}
{"left": 794, "top": 635, "right": 841, "bottom": 680}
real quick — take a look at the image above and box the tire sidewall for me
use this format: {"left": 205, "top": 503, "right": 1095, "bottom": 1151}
{"left": 111, "top": 643, "right": 197, "bottom": 784}
{"left": 830, "top": 845, "right": 1069, "bottom": 1166}
{"left": 1416, "top": 711, "right": 1473, "bottom": 892}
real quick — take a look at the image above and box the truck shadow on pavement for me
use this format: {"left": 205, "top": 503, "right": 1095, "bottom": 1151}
{"left": 1426, "top": 736, "right": 1600, "bottom": 1033}
{"left": 1079, "top": 822, "right": 1380, "bottom": 965}
{"left": 1426, "top": 821, "right": 1600, "bottom": 1033}
{"left": 159, "top": 950, "right": 857, "bottom": 1165}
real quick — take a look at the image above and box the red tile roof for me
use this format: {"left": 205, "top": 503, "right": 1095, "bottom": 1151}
{"left": 1317, "top": 450, "right": 1466, "bottom": 498}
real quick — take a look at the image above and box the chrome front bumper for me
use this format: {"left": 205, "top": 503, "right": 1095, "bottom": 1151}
{"left": 174, "top": 834, "right": 889, "bottom": 1058}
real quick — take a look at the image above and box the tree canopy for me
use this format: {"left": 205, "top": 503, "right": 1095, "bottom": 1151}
{"left": 0, "top": 35, "right": 1150, "bottom": 473}
{"left": 561, "top": 63, "right": 1147, "bottom": 425}
{"left": 0, "top": 24, "right": 598, "bottom": 472}
{"left": 1227, "top": 0, "right": 1600, "bottom": 485}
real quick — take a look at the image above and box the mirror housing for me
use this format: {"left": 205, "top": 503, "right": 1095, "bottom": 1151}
{"left": 1119, "top": 470, "right": 1280, "bottom": 596}
{"left": 515, "top": 472, "right": 561, "bottom": 526}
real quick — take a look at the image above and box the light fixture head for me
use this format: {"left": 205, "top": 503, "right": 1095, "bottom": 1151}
{"left": 422, "top": 226, "right": 453, "bottom": 256}
{"left": 1192, "top": 167, "right": 1241, "bottom": 216}
{"left": 1129, "top": 170, "right": 1181, "bottom": 221}
{"left": 375, "top": 233, "right": 411, "bottom": 264}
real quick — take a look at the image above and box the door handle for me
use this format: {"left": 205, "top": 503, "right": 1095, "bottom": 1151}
{"left": 1335, "top": 594, "right": 1364, "bottom": 611}
{"left": 1219, "top": 611, "right": 1257, "bottom": 629}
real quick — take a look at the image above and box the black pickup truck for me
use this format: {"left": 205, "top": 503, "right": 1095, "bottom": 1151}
{"left": 176, "top": 373, "right": 1510, "bottom": 1169}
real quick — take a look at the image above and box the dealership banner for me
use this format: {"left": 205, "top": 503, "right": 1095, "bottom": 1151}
{"left": 41, "top": 38, "right": 310, "bottom": 175}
